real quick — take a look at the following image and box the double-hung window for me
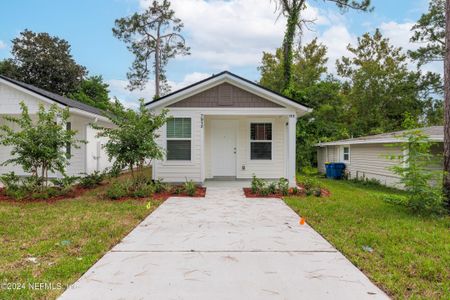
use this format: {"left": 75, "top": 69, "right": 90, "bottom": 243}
{"left": 166, "top": 118, "right": 191, "bottom": 161}
{"left": 342, "top": 146, "right": 350, "bottom": 162}
{"left": 250, "top": 123, "right": 272, "bottom": 160}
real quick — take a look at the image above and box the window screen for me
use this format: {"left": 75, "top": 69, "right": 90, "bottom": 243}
{"left": 343, "top": 147, "right": 350, "bottom": 161}
{"left": 166, "top": 118, "right": 191, "bottom": 161}
{"left": 250, "top": 123, "right": 272, "bottom": 160}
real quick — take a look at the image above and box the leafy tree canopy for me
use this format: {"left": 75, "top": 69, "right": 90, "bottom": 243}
{"left": 0, "top": 30, "right": 87, "bottom": 95}
{"left": 336, "top": 29, "right": 435, "bottom": 135}
{"left": 93, "top": 99, "right": 168, "bottom": 179}
{"left": 410, "top": 0, "right": 445, "bottom": 67}
{"left": 113, "top": 0, "right": 190, "bottom": 98}
{"left": 69, "top": 75, "right": 111, "bottom": 111}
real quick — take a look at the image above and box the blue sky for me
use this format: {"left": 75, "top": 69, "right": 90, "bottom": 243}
{"left": 0, "top": 0, "right": 433, "bottom": 106}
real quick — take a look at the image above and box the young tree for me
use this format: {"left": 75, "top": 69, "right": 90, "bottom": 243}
{"left": 113, "top": 0, "right": 190, "bottom": 98}
{"left": 272, "top": 0, "right": 372, "bottom": 91}
{"left": 410, "top": 0, "right": 445, "bottom": 67}
{"left": 69, "top": 75, "right": 111, "bottom": 111}
{"left": 93, "top": 99, "right": 168, "bottom": 181}
{"left": 0, "top": 102, "right": 82, "bottom": 189}
{"left": 444, "top": 0, "right": 450, "bottom": 209}
{"left": 337, "top": 29, "right": 425, "bottom": 136}
{"left": 0, "top": 30, "right": 87, "bottom": 95}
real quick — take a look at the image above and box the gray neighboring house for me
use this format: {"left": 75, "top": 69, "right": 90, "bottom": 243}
{"left": 316, "top": 126, "right": 444, "bottom": 187}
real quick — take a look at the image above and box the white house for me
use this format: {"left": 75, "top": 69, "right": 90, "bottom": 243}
{"left": 145, "top": 71, "right": 311, "bottom": 187}
{"left": 0, "top": 75, "right": 114, "bottom": 178}
{"left": 316, "top": 126, "right": 444, "bottom": 187}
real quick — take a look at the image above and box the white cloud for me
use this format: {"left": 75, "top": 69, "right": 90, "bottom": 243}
{"left": 107, "top": 71, "right": 210, "bottom": 107}
{"left": 140, "top": 0, "right": 326, "bottom": 69}
{"left": 0, "top": 40, "right": 6, "bottom": 49}
{"left": 317, "top": 25, "right": 355, "bottom": 73}
{"left": 379, "top": 21, "right": 416, "bottom": 51}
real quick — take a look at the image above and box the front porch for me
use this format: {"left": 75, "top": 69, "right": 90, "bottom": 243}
{"left": 202, "top": 113, "right": 297, "bottom": 186}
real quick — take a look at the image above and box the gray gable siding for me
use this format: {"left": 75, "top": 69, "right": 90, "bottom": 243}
{"left": 168, "top": 83, "right": 283, "bottom": 108}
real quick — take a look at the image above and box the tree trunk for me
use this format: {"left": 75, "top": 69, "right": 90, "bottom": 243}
{"left": 282, "top": 5, "right": 300, "bottom": 92}
{"left": 444, "top": 0, "right": 450, "bottom": 211}
{"left": 154, "top": 24, "right": 161, "bottom": 99}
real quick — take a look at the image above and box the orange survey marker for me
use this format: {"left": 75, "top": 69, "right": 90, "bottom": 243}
{"left": 299, "top": 217, "right": 306, "bottom": 225}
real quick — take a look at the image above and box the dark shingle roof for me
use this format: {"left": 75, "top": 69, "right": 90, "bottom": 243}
{"left": 317, "top": 126, "right": 444, "bottom": 146}
{"left": 0, "top": 75, "right": 106, "bottom": 117}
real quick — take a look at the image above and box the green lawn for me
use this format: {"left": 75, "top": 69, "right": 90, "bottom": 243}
{"left": 285, "top": 178, "right": 450, "bottom": 299}
{"left": 0, "top": 177, "right": 161, "bottom": 299}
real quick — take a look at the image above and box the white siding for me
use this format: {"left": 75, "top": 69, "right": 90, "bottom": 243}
{"left": 0, "top": 81, "right": 113, "bottom": 178}
{"left": 347, "top": 144, "right": 402, "bottom": 187}
{"left": 204, "top": 115, "right": 286, "bottom": 179}
{"left": 317, "top": 144, "right": 403, "bottom": 187}
{"left": 153, "top": 110, "right": 202, "bottom": 183}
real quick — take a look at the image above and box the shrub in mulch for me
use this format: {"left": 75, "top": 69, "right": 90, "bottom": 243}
{"left": 107, "top": 186, "right": 206, "bottom": 201}
{"left": 0, "top": 185, "right": 93, "bottom": 203}
{"left": 243, "top": 186, "right": 330, "bottom": 198}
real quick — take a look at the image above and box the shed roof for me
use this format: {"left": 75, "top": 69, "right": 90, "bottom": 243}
{"left": 316, "top": 126, "right": 444, "bottom": 146}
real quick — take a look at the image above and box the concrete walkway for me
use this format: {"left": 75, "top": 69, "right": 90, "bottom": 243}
{"left": 59, "top": 188, "right": 389, "bottom": 300}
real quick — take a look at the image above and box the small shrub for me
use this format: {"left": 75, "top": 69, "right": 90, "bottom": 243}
{"left": 5, "top": 188, "right": 27, "bottom": 200}
{"left": 184, "top": 179, "right": 196, "bottom": 197}
{"left": 106, "top": 181, "right": 128, "bottom": 199}
{"left": 172, "top": 186, "right": 183, "bottom": 195}
{"left": 291, "top": 187, "right": 299, "bottom": 195}
{"left": 277, "top": 177, "right": 289, "bottom": 196}
{"left": 133, "top": 184, "right": 154, "bottom": 198}
{"left": 312, "top": 188, "right": 322, "bottom": 197}
{"left": 267, "top": 182, "right": 277, "bottom": 194}
{"left": 251, "top": 174, "right": 265, "bottom": 193}
{"left": 79, "top": 171, "right": 106, "bottom": 188}
{"left": 301, "top": 166, "right": 319, "bottom": 176}
{"left": 260, "top": 187, "right": 270, "bottom": 196}
{"left": 153, "top": 178, "right": 169, "bottom": 193}
{"left": 50, "top": 175, "right": 79, "bottom": 193}
{"left": 0, "top": 172, "right": 21, "bottom": 191}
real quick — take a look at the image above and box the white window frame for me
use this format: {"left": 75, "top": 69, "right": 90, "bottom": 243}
{"left": 250, "top": 122, "right": 273, "bottom": 161}
{"left": 341, "top": 146, "right": 350, "bottom": 163}
{"left": 166, "top": 117, "right": 192, "bottom": 162}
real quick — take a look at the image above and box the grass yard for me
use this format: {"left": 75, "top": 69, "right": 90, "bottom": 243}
{"left": 0, "top": 175, "right": 162, "bottom": 300}
{"left": 285, "top": 177, "right": 450, "bottom": 299}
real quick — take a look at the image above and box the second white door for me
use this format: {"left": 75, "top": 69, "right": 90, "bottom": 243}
{"left": 211, "top": 120, "right": 237, "bottom": 177}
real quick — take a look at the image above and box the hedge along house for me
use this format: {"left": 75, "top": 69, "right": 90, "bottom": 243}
{"left": 316, "top": 126, "right": 444, "bottom": 187}
{"left": 0, "top": 75, "right": 114, "bottom": 178}
{"left": 145, "top": 71, "right": 311, "bottom": 187}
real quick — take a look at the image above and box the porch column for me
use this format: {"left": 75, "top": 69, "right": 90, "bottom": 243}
{"left": 287, "top": 114, "right": 297, "bottom": 186}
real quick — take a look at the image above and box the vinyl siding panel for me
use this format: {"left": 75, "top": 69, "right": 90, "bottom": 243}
{"left": 153, "top": 110, "right": 202, "bottom": 182}
{"left": 347, "top": 144, "right": 402, "bottom": 187}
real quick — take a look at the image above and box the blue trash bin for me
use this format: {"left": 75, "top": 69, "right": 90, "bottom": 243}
{"left": 326, "top": 163, "right": 346, "bottom": 179}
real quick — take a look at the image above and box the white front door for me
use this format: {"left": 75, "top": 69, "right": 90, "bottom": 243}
{"left": 211, "top": 120, "right": 237, "bottom": 177}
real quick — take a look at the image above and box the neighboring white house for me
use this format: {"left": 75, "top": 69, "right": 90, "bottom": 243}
{"left": 316, "top": 126, "right": 444, "bottom": 187}
{"left": 145, "top": 71, "right": 311, "bottom": 187}
{"left": 0, "top": 75, "right": 114, "bottom": 178}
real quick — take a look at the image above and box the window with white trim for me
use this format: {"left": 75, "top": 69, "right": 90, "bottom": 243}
{"left": 250, "top": 123, "right": 272, "bottom": 160}
{"left": 166, "top": 118, "right": 191, "bottom": 161}
{"left": 343, "top": 146, "right": 350, "bottom": 162}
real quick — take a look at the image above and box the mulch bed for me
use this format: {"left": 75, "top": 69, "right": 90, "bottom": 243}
{"left": 152, "top": 186, "right": 206, "bottom": 200}
{"left": 107, "top": 186, "right": 207, "bottom": 202}
{"left": 243, "top": 186, "right": 330, "bottom": 198}
{"left": 0, "top": 185, "right": 92, "bottom": 204}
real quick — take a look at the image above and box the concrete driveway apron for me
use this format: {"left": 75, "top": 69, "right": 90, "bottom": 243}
{"left": 59, "top": 187, "right": 389, "bottom": 300}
